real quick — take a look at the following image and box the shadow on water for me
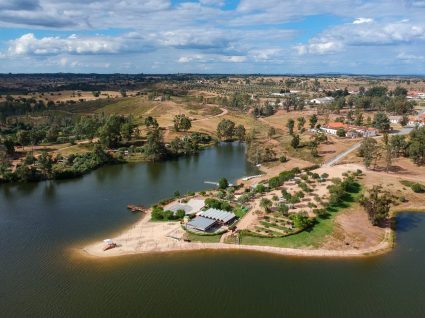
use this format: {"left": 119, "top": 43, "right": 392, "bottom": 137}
{"left": 396, "top": 213, "right": 424, "bottom": 232}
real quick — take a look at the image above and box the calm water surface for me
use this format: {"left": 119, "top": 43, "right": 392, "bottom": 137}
{"left": 1, "top": 143, "right": 425, "bottom": 317}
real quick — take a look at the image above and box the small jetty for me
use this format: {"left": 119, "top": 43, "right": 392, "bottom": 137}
{"left": 127, "top": 204, "right": 147, "bottom": 213}
{"left": 204, "top": 181, "right": 234, "bottom": 187}
{"left": 241, "top": 174, "right": 264, "bottom": 181}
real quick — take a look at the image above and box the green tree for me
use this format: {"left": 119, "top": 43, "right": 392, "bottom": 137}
{"left": 360, "top": 185, "right": 393, "bottom": 226}
{"left": 98, "top": 116, "right": 123, "bottom": 148}
{"left": 74, "top": 116, "right": 100, "bottom": 141}
{"left": 354, "top": 112, "right": 364, "bottom": 126}
{"left": 260, "top": 198, "right": 273, "bottom": 212}
{"left": 46, "top": 126, "right": 59, "bottom": 143}
{"left": 290, "top": 214, "right": 315, "bottom": 229}
{"left": 400, "top": 114, "right": 409, "bottom": 127}
{"left": 408, "top": 127, "right": 425, "bottom": 165}
{"left": 120, "top": 122, "right": 133, "bottom": 141}
{"left": 144, "top": 116, "right": 159, "bottom": 129}
{"left": 287, "top": 118, "right": 295, "bottom": 135}
{"left": 144, "top": 127, "right": 166, "bottom": 160}
{"left": 218, "top": 177, "right": 229, "bottom": 189}
{"left": 173, "top": 114, "right": 192, "bottom": 132}
{"left": 389, "top": 135, "right": 407, "bottom": 157}
{"left": 309, "top": 114, "right": 318, "bottom": 129}
{"left": 336, "top": 128, "right": 346, "bottom": 137}
{"left": 38, "top": 152, "right": 53, "bottom": 175}
{"left": 291, "top": 134, "right": 300, "bottom": 149}
{"left": 297, "top": 117, "right": 306, "bottom": 131}
{"left": 175, "top": 209, "right": 186, "bottom": 219}
{"left": 16, "top": 130, "right": 30, "bottom": 149}
{"left": 359, "top": 138, "right": 379, "bottom": 168}
{"left": 3, "top": 139, "right": 15, "bottom": 156}
{"left": 234, "top": 124, "right": 246, "bottom": 140}
{"left": 393, "top": 86, "right": 408, "bottom": 97}
{"left": 217, "top": 119, "right": 235, "bottom": 140}
{"left": 373, "top": 112, "right": 391, "bottom": 132}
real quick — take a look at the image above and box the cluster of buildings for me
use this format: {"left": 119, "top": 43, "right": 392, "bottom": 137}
{"left": 407, "top": 91, "right": 425, "bottom": 100}
{"left": 389, "top": 114, "right": 425, "bottom": 127}
{"left": 166, "top": 199, "right": 237, "bottom": 233}
{"left": 320, "top": 122, "right": 378, "bottom": 138}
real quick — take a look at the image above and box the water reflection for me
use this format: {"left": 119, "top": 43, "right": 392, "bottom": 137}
{"left": 42, "top": 181, "right": 57, "bottom": 202}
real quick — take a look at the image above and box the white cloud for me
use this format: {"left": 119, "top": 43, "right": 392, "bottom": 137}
{"left": 7, "top": 33, "right": 140, "bottom": 56}
{"left": 1, "top": 0, "right": 425, "bottom": 73}
{"left": 353, "top": 17, "right": 374, "bottom": 24}
{"left": 397, "top": 52, "right": 425, "bottom": 61}
{"left": 152, "top": 29, "right": 232, "bottom": 49}
{"left": 199, "top": 0, "right": 225, "bottom": 7}
{"left": 249, "top": 48, "right": 284, "bottom": 61}
{"left": 296, "top": 19, "right": 425, "bottom": 56}
{"left": 296, "top": 41, "right": 343, "bottom": 55}
{"left": 178, "top": 53, "right": 246, "bottom": 63}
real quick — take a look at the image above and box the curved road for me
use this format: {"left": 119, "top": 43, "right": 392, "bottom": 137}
{"left": 323, "top": 127, "right": 413, "bottom": 167}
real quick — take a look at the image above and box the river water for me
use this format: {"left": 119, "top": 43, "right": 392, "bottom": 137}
{"left": 1, "top": 143, "right": 424, "bottom": 317}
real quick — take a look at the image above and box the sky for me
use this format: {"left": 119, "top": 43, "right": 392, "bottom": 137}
{"left": 0, "top": 0, "right": 425, "bottom": 74}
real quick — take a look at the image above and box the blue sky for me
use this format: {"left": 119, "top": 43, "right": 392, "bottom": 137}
{"left": 0, "top": 0, "right": 425, "bottom": 74}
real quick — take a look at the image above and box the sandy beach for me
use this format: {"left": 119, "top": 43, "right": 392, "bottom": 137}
{"left": 81, "top": 209, "right": 393, "bottom": 258}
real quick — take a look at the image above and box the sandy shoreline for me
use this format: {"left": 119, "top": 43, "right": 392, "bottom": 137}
{"left": 81, "top": 228, "right": 393, "bottom": 259}
{"left": 81, "top": 204, "right": 393, "bottom": 259}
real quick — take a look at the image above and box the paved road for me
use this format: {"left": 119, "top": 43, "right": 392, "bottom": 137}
{"left": 323, "top": 127, "right": 414, "bottom": 167}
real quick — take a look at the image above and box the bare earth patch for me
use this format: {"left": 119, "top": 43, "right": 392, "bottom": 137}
{"left": 321, "top": 203, "right": 385, "bottom": 251}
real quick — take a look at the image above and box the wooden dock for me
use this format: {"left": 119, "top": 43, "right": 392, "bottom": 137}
{"left": 127, "top": 204, "right": 146, "bottom": 213}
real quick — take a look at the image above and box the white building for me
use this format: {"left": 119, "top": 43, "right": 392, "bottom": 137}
{"left": 310, "top": 97, "right": 335, "bottom": 105}
{"left": 320, "top": 122, "right": 378, "bottom": 138}
{"left": 389, "top": 116, "right": 402, "bottom": 124}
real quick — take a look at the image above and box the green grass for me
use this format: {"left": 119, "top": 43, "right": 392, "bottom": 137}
{"left": 240, "top": 190, "right": 361, "bottom": 249}
{"left": 94, "top": 97, "right": 155, "bottom": 119}
{"left": 55, "top": 98, "right": 117, "bottom": 114}
{"left": 56, "top": 143, "right": 95, "bottom": 156}
{"left": 400, "top": 180, "right": 425, "bottom": 193}
{"left": 186, "top": 232, "right": 222, "bottom": 243}
{"left": 260, "top": 220, "right": 291, "bottom": 232}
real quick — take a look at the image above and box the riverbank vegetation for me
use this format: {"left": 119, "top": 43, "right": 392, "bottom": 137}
{"left": 2, "top": 74, "right": 425, "bottom": 185}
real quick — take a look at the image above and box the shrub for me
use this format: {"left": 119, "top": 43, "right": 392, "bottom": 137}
{"left": 268, "top": 176, "right": 281, "bottom": 189}
{"left": 411, "top": 183, "right": 425, "bottom": 193}
{"left": 175, "top": 209, "right": 186, "bottom": 219}
{"left": 204, "top": 198, "right": 233, "bottom": 211}
{"left": 290, "top": 214, "right": 316, "bottom": 229}
{"left": 218, "top": 177, "right": 229, "bottom": 189}
{"left": 321, "top": 173, "right": 329, "bottom": 179}
{"left": 255, "top": 184, "right": 267, "bottom": 193}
